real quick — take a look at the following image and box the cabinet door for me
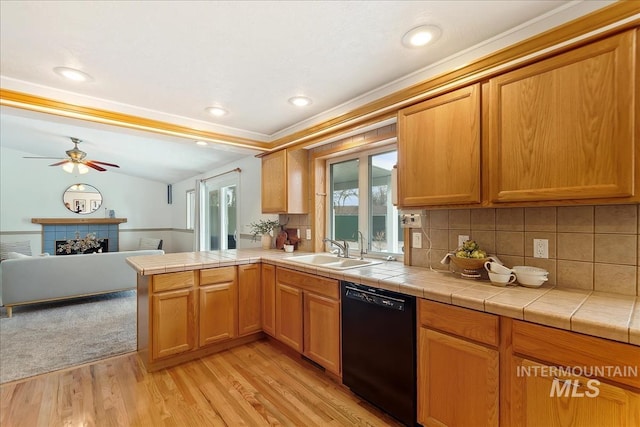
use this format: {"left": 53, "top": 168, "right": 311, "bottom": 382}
{"left": 303, "top": 292, "right": 340, "bottom": 375}
{"left": 488, "top": 31, "right": 636, "bottom": 203}
{"left": 152, "top": 288, "right": 195, "bottom": 360}
{"left": 275, "top": 282, "right": 303, "bottom": 352}
{"left": 418, "top": 328, "right": 499, "bottom": 427}
{"left": 238, "top": 264, "right": 262, "bottom": 336}
{"left": 511, "top": 357, "right": 640, "bottom": 427}
{"left": 261, "top": 149, "right": 308, "bottom": 213}
{"left": 261, "top": 263, "right": 276, "bottom": 337}
{"left": 199, "top": 282, "right": 237, "bottom": 346}
{"left": 397, "top": 84, "right": 481, "bottom": 206}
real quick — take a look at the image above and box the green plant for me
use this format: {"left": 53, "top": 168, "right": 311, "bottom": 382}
{"left": 249, "top": 219, "right": 280, "bottom": 241}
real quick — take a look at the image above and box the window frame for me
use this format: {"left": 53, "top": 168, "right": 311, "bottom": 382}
{"left": 326, "top": 144, "right": 401, "bottom": 257}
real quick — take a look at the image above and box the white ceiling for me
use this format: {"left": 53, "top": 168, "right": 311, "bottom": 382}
{"left": 0, "top": 1, "right": 615, "bottom": 183}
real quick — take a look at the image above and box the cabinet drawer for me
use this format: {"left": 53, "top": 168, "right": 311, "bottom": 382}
{"left": 276, "top": 267, "right": 339, "bottom": 299}
{"left": 200, "top": 266, "right": 237, "bottom": 285}
{"left": 419, "top": 299, "right": 499, "bottom": 347}
{"left": 512, "top": 320, "right": 640, "bottom": 389}
{"left": 152, "top": 271, "right": 195, "bottom": 293}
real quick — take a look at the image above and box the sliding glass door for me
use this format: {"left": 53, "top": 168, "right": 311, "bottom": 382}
{"left": 201, "top": 176, "right": 238, "bottom": 250}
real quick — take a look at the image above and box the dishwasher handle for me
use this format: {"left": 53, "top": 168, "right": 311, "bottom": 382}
{"left": 344, "top": 285, "right": 406, "bottom": 311}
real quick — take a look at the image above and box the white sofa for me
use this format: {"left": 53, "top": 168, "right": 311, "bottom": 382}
{"left": 0, "top": 250, "right": 163, "bottom": 317}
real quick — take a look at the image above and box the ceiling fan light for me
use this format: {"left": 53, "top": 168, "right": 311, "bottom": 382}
{"left": 62, "top": 162, "right": 75, "bottom": 173}
{"left": 77, "top": 164, "right": 89, "bottom": 174}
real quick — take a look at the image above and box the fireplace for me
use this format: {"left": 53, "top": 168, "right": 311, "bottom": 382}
{"left": 32, "top": 218, "right": 126, "bottom": 255}
{"left": 55, "top": 238, "right": 109, "bottom": 255}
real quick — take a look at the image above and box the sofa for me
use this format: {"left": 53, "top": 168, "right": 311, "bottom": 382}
{"left": 0, "top": 249, "right": 163, "bottom": 317}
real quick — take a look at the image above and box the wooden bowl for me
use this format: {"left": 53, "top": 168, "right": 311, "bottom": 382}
{"left": 449, "top": 255, "right": 488, "bottom": 271}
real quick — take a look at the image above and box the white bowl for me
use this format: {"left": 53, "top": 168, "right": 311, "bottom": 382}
{"left": 512, "top": 266, "right": 548, "bottom": 276}
{"left": 516, "top": 273, "right": 548, "bottom": 288}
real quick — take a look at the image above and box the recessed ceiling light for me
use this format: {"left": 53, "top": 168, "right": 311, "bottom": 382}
{"left": 205, "top": 106, "right": 228, "bottom": 117}
{"left": 288, "top": 96, "right": 312, "bottom": 107}
{"left": 53, "top": 67, "right": 93, "bottom": 82}
{"left": 196, "top": 140, "right": 208, "bottom": 146}
{"left": 401, "top": 25, "right": 442, "bottom": 48}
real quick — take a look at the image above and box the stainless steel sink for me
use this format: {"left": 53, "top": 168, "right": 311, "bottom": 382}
{"left": 285, "top": 254, "right": 382, "bottom": 270}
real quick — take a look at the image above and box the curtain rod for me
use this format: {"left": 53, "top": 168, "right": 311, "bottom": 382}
{"left": 200, "top": 167, "right": 241, "bottom": 182}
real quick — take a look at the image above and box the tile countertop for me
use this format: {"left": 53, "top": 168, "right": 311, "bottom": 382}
{"left": 126, "top": 249, "right": 640, "bottom": 347}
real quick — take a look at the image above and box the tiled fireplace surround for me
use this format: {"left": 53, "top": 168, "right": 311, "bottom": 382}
{"left": 283, "top": 204, "right": 640, "bottom": 297}
{"left": 43, "top": 224, "right": 119, "bottom": 255}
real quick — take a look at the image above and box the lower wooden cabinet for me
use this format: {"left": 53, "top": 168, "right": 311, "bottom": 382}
{"left": 275, "top": 282, "right": 303, "bottom": 352}
{"left": 508, "top": 320, "right": 640, "bottom": 427}
{"left": 151, "top": 274, "right": 196, "bottom": 360}
{"left": 303, "top": 292, "right": 340, "bottom": 375}
{"left": 417, "top": 299, "right": 499, "bottom": 427}
{"left": 511, "top": 357, "right": 640, "bottom": 427}
{"left": 238, "top": 263, "right": 262, "bottom": 336}
{"left": 274, "top": 267, "right": 341, "bottom": 375}
{"left": 261, "top": 263, "right": 276, "bottom": 336}
{"left": 199, "top": 266, "right": 237, "bottom": 346}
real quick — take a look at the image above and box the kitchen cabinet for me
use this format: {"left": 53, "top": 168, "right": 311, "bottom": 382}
{"left": 261, "top": 148, "right": 308, "bottom": 213}
{"left": 509, "top": 320, "right": 640, "bottom": 427}
{"left": 417, "top": 299, "right": 499, "bottom": 427}
{"left": 397, "top": 83, "right": 481, "bottom": 206}
{"left": 487, "top": 30, "right": 637, "bottom": 204}
{"left": 151, "top": 271, "right": 196, "bottom": 360}
{"left": 275, "top": 267, "right": 341, "bottom": 375}
{"left": 199, "top": 267, "right": 237, "bottom": 346}
{"left": 261, "top": 263, "right": 276, "bottom": 337}
{"left": 238, "top": 264, "right": 262, "bottom": 336}
{"left": 303, "top": 292, "right": 340, "bottom": 375}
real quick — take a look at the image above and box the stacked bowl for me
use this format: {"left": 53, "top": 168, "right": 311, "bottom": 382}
{"left": 484, "top": 261, "right": 516, "bottom": 286}
{"left": 512, "top": 266, "right": 549, "bottom": 287}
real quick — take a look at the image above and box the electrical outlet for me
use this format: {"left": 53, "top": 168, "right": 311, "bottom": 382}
{"left": 458, "top": 235, "right": 470, "bottom": 247}
{"left": 412, "top": 232, "right": 422, "bottom": 249}
{"left": 534, "top": 239, "right": 549, "bottom": 258}
{"left": 305, "top": 229, "right": 311, "bottom": 240}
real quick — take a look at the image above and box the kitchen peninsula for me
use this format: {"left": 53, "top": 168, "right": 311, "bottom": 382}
{"left": 128, "top": 249, "right": 640, "bottom": 427}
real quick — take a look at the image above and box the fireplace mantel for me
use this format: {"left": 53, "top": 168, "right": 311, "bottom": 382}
{"left": 32, "top": 218, "right": 127, "bottom": 225}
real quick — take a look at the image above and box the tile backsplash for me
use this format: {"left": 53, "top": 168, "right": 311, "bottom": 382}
{"left": 410, "top": 205, "right": 639, "bottom": 296}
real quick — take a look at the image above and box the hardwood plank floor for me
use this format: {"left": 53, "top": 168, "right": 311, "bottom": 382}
{"left": 1, "top": 339, "right": 403, "bottom": 426}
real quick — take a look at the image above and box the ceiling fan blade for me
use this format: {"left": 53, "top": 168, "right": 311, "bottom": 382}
{"left": 84, "top": 162, "right": 107, "bottom": 172}
{"left": 88, "top": 160, "right": 120, "bottom": 168}
{"left": 49, "top": 160, "right": 71, "bottom": 166}
{"left": 23, "top": 156, "right": 66, "bottom": 160}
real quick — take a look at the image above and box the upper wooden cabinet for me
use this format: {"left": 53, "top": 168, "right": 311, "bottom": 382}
{"left": 261, "top": 149, "right": 308, "bottom": 213}
{"left": 397, "top": 83, "right": 481, "bottom": 207}
{"left": 487, "top": 30, "right": 637, "bottom": 204}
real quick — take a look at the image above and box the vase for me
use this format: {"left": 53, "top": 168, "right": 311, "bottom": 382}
{"left": 261, "top": 234, "right": 272, "bottom": 249}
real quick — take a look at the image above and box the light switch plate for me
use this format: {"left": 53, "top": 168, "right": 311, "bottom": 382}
{"left": 458, "top": 235, "right": 470, "bottom": 247}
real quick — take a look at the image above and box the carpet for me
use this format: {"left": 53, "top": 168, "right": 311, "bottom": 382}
{"left": 0, "top": 290, "right": 136, "bottom": 384}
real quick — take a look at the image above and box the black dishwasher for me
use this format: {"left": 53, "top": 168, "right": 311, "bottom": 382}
{"left": 341, "top": 282, "right": 416, "bottom": 426}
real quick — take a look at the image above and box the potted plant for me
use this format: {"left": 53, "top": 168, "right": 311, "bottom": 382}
{"left": 249, "top": 219, "right": 280, "bottom": 249}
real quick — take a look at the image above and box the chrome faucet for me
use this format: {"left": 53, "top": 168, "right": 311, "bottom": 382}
{"left": 323, "top": 238, "right": 350, "bottom": 258}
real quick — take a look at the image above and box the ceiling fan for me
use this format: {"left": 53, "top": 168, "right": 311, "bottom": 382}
{"left": 24, "top": 137, "right": 120, "bottom": 174}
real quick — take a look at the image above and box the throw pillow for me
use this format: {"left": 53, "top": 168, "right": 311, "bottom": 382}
{"left": 0, "top": 240, "right": 32, "bottom": 261}
{"left": 139, "top": 237, "right": 162, "bottom": 250}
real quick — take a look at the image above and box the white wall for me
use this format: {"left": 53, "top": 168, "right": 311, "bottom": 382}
{"left": 0, "top": 146, "right": 172, "bottom": 253}
{"left": 170, "top": 155, "right": 275, "bottom": 252}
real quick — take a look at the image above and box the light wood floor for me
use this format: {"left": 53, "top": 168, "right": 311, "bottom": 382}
{"left": 1, "top": 339, "right": 403, "bottom": 426}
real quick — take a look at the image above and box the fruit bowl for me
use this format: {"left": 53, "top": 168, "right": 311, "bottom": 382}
{"left": 449, "top": 254, "right": 489, "bottom": 278}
